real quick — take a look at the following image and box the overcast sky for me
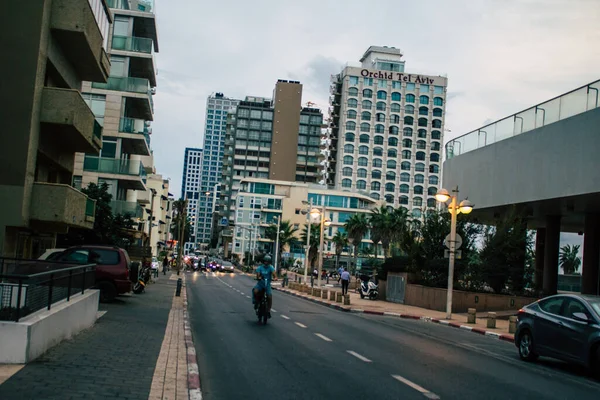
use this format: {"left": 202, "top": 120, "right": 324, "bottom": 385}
{"left": 149, "top": 0, "right": 600, "bottom": 198}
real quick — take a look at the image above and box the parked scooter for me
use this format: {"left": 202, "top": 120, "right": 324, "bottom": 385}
{"left": 359, "top": 278, "right": 379, "bottom": 300}
{"left": 133, "top": 262, "right": 151, "bottom": 294}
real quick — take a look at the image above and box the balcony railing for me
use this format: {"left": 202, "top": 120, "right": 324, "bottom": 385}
{"left": 85, "top": 198, "right": 96, "bottom": 218}
{"left": 93, "top": 119, "right": 102, "bottom": 139}
{"left": 83, "top": 156, "right": 146, "bottom": 179}
{"left": 111, "top": 35, "right": 153, "bottom": 54}
{"left": 92, "top": 76, "right": 151, "bottom": 95}
{"left": 119, "top": 117, "right": 146, "bottom": 134}
{"left": 106, "top": 0, "right": 155, "bottom": 13}
{"left": 110, "top": 200, "right": 143, "bottom": 218}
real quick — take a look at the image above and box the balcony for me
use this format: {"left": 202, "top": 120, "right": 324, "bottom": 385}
{"left": 106, "top": 0, "right": 158, "bottom": 51}
{"left": 111, "top": 36, "right": 157, "bottom": 86}
{"left": 50, "top": 0, "right": 110, "bottom": 82}
{"left": 92, "top": 77, "right": 153, "bottom": 120}
{"left": 111, "top": 35, "right": 153, "bottom": 54}
{"left": 39, "top": 87, "right": 102, "bottom": 154}
{"left": 116, "top": 117, "right": 151, "bottom": 156}
{"left": 110, "top": 200, "right": 143, "bottom": 219}
{"left": 83, "top": 156, "right": 147, "bottom": 190}
{"left": 30, "top": 183, "right": 95, "bottom": 231}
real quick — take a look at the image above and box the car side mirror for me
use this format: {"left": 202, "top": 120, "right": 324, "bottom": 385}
{"left": 572, "top": 312, "right": 589, "bottom": 323}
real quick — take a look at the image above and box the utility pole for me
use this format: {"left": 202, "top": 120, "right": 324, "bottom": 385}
{"left": 176, "top": 198, "right": 188, "bottom": 275}
{"left": 147, "top": 189, "right": 156, "bottom": 257}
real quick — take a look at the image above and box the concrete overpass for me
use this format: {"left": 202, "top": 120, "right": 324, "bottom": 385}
{"left": 443, "top": 79, "right": 600, "bottom": 295}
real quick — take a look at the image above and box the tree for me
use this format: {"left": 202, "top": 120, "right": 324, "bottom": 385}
{"left": 265, "top": 220, "right": 298, "bottom": 269}
{"left": 332, "top": 230, "right": 348, "bottom": 270}
{"left": 344, "top": 213, "right": 370, "bottom": 272}
{"left": 559, "top": 244, "right": 581, "bottom": 275}
{"left": 300, "top": 223, "right": 321, "bottom": 269}
{"left": 170, "top": 199, "right": 191, "bottom": 244}
{"left": 369, "top": 206, "right": 408, "bottom": 257}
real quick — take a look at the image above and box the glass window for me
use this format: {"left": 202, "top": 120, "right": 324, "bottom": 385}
{"left": 388, "top": 149, "right": 397, "bottom": 157}
{"left": 403, "top": 127, "right": 413, "bottom": 137}
{"left": 342, "top": 179, "right": 352, "bottom": 188}
{"left": 386, "top": 171, "right": 396, "bottom": 180}
{"left": 349, "top": 76, "right": 359, "bottom": 85}
{"left": 390, "top": 126, "right": 399, "bottom": 135}
{"left": 364, "top": 78, "right": 373, "bottom": 87}
{"left": 361, "top": 111, "right": 371, "bottom": 121}
{"left": 418, "top": 118, "right": 428, "bottom": 127}
{"left": 428, "top": 187, "right": 437, "bottom": 196}
{"left": 371, "top": 181, "right": 381, "bottom": 191}
{"left": 373, "top": 158, "right": 383, "bottom": 167}
{"left": 414, "top": 197, "right": 423, "bottom": 207}
{"left": 372, "top": 170, "right": 382, "bottom": 179}
{"left": 363, "top": 89, "right": 373, "bottom": 98}
{"left": 387, "top": 160, "right": 396, "bottom": 169}
{"left": 427, "top": 198, "right": 436, "bottom": 208}
{"left": 401, "top": 162, "right": 411, "bottom": 171}
{"left": 406, "top": 94, "right": 415, "bottom": 103}
{"left": 417, "top": 140, "right": 426, "bottom": 149}
{"left": 345, "top": 132, "right": 355, "bottom": 142}
{"left": 346, "top": 121, "right": 356, "bottom": 130}
{"left": 433, "top": 108, "right": 443, "bottom": 117}
{"left": 357, "top": 180, "right": 367, "bottom": 190}
{"left": 391, "top": 92, "right": 401, "bottom": 101}
{"left": 357, "top": 168, "right": 367, "bottom": 178}
{"left": 378, "top": 79, "right": 387, "bottom": 87}
{"left": 400, "top": 172, "right": 410, "bottom": 182}
{"left": 385, "top": 183, "right": 395, "bottom": 192}
{"left": 432, "top": 141, "right": 441, "bottom": 151}
{"left": 374, "top": 147, "right": 383, "bottom": 156}
{"left": 429, "top": 176, "right": 439, "bottom": 185}
{"left": 392, "top": 81, "right": 402, "bottom": 89}
{"left": 416, "top": 151, "right": 426, "bottom": 161}
{"left": 400, "top": 184, "right": 409, "bottom": 194}
{"left": 391, "top": 103, "right": 401, "bottom": 112}
{"left": 400, "top": 196, "right": 409, "bottom": 205}
{"left": 419, "top": 106, "right": 429, "bottom": 116}
{"left": 344, "top": 144, "right": 354, "bottom": 153}
{"left": 359, "top": 134, "right": 369, "bottom": 143}
{"left": 389, "top": 137, "right": 398, "bottom": 146}
{"left": 374, "top": 136, "right": 384, "bottom": 145}
{"left": 377, "top": 90, "right": 387, "bottom": 100}
{"left": 539, "top": 297, "right": 565, "bottom": 315}
{"left": 416, "top": 162, "right": 425, "bottom": 172}
{"left": 403, "top": 139, "right": 412, "bottom": 148}
{"left": 390, "top": 115, "right": 400, "bottom": 124}
{"left": 362, "top": 100, "right": 372, "bottom": 109}
{"left": 359, "top": 145, "right": 369, "bottom": 155}
{"left": 434, "top": 86, "right": 444, "bottom": 95}
{"left": 433, "top": 119, "right": 442, "bottom": 128}
{"left": 376, "top": 113, "right": 385, "bottom": 122}
{"left": 347, "top": 110, "right": 357, "bottom": 119}
{"left": 360, "top": 123, "right": 370, "bottom": 132}
{"left": 434, "top": 97, "right": 444, "bottom": 106}
{"left": 430, "top": 153, "right": 440, "bottom": 162}
{"left": 101, "top": 140, "right": 117, "bottom": 158}
{"left": 370, "top": 193, "right": 380, "bottom": 200}
{"left": 430, "top": 164, "right": 440, "bottom": 173}
{"left": 404, "top": 116, "right": 414, "bottom": 125}
{"left": 420, "top": 84, "right": 430, "bottom": 93}
{"left": 109, "top": 56, "right": 126, "bottom": 77}
{"left": 418, "top": 129, "right": 427, "bottom": 138}
{"left": 415, "top": 174, "right": 424, "bottom": 183}
{"left": 348, "top": 98, "right": 358, "bottom": 108}
{"left": 348, "top": 87, "right": 359, "bottom": 96}
{"left": 376, "top": 102, "right": 386, "bottom": 111}
{"left": 402, "top": 150, "right": 411, "bottom": 159}
{"left": 113, "top": 16, "right": 130, "bottom": 36}
{"left": 343, "top": 156, "right": 353, "bottom": 165}
{"left": 375, "top": 124, "right": 385, "bottom": 133}
{"left": 420, "top": 95, "right": 429, "bottom": 105}
{"left": 358, "top": 157, "right": 368, "bottom": 166}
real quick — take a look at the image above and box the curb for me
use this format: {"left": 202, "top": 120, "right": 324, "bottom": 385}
{"left": 275, "top": 287, "right": 515, "bottom": 344}
{"left": 182, "top": 277, "right": 202, "bottom": 400}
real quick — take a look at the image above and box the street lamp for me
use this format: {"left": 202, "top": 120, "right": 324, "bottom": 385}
{"left": 436, "top": 186, "right": 474, "bottom": 319}
{"left": 300, "top": 200, "right": 316, "bottom": 285}
{"left": 317, "top": 204, "right": 332, "bottom": 288}
{"left": 273, "top": 216, "right": 282, "bottom": 273}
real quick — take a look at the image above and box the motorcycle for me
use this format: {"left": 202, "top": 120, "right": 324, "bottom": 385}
{"left": 133, "top": 262, "right": 151, "bottom": 294}
{"left": 359, "top": 279, "right": 379, "bottom": 300}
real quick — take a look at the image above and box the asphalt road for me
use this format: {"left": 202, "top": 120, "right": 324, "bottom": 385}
{"left": 186, "top": 271, "right": 600, "bottom": 400}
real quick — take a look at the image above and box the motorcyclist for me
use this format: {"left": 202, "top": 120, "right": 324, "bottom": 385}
{"left": 253, "top": 255, "right": 276, "bottom": 318}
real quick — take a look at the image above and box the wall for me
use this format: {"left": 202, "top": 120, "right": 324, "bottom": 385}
{"left": 404, "top": 284, "right": 536, "bottom": 313}
{"left": 0, "top": 290, "right": 99, "bottom": 363}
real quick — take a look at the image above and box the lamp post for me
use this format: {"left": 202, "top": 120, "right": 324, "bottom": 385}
{"left": 273, "top": 216, "right": 282, "bottom": 273}
{"left": 435, "top": 186, "right": 474, "bottom": 319}
{"left": 301, "top": 199, "right": 316, "bottom": 285}
{"left": 316, "top": 204, "right": 332, "bottom": 289}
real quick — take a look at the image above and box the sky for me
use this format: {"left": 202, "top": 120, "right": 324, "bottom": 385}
{"left": 148, "top": 0, "right": 599, "bottom": 258}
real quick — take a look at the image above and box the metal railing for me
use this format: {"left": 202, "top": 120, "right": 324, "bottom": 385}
{"left": 85, "top": 197, "right": 96, "bottom": 217}
{"left": 446, "top": 79, "right": 600, "bottom": 159}
{"left": 83, "top": 155, "right": 146, "bottom": 178}
{"left": 92, "top": 76, "right": 151, "bottom": 95}
{"left": 111, "top": 35, "right": 153, "bottom": 54}
{"left": 0, "top": 259, "right": 96, "bottom": 322}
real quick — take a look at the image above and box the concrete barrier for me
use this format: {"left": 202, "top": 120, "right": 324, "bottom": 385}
{"left": 467, "top": 308, "right": 476, "bottom": 324}
{"left": 336, "top": 292, "right": 343, "bottom": 303}
{"left": 487, "top": 312, "right": 497, "bottom": 329}
{"left": 509, "top": 316, "right": 517, "bottom": 334}
{"left": 314, "top": 288, "right": 321, "bottom": 297}
{"left": 343, "top": 294, "right": 350, "bottom": 305}
{"left": 330, "top": 291, "right": 336, "bottom": 301}
{"left": 322, "top": 289, "right": 328, "bottom": 299}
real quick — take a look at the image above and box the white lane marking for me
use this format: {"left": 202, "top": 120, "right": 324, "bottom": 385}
{"left": 392, "top": 375, "right": 440, "bottom": 399}
{"left": 315, "top": 333, "right": 332, "bottom": 342}
{"left": 281, "top": 315, "right": 290, "bottom": 320}
{"left": 246, "top": 295, "right": 251, "bottom": 299}
{"left": 240, "top": 292, "right": 245, "bottom": 295}
{"left": 347, "top": 350, "right": 372, "bottom": 363}
{"left": 295, "top": 322, "right": 307, "bottom": 328}
{"left": 271, "top": 309, "right": 277, "bottom": 313}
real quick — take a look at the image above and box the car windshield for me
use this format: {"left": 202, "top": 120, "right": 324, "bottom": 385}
{"left": 589, "top": 298, "right": 600, "bottom": 317}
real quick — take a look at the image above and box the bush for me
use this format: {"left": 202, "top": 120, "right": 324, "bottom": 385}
{"left": 378, "top": 256, "right": 411, "bottom": 280}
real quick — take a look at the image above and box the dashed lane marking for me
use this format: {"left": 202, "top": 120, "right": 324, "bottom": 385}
{"left": 392, "top": 375, "right": 440, "bottom": 399}
{"left": 295, "top": 322, "right": 307, "bottom": 328}
{"left": 315, "top": 333, "right": 332, "bottom": 342}
{"left": 347, "top": 350, "right": 372, "bottom": 363}
{"left": 281, "top": 315, "right": 290, "bottom": 320}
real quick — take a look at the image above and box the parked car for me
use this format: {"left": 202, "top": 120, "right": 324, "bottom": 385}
{"left": 515, "top": 294, "right": 600, "bottom": 378}
{"left": 151, "top": 256, "right": 159, "bottom": 271}
{"left": 54, "top": 246, "right": 133, "bottom": 302}
{"left": 38, "top": 248, "right": 66, "bottom": 261}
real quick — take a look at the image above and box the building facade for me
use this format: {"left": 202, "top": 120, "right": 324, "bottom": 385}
{"left": 219, "top": 80, "right": 324, "bottom": 229}
{"left": 0, "top": 0, "right": 111, "bottom": 258}
{"left": 228, "top": 178, "right": 378, "bottom": 265}
{"left": 145, "top": 173, "right": 173, "bottom": 258}
{"left": 181, "top": 147, "right": 203, "bottom": 254}
{"left": 326, "top": 46, "right": 448, "bottom": 219}
{"left": 196, "top": 93, "right": 240, "bottom": 247}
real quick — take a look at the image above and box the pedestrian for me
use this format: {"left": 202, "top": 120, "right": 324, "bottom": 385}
{"left": 337, "top": 265, "right": 344, "bottom": 283}
{"left": 341, "top": 267, "right": 350, "bottom": 295}
{"left": 162, "top": 256, "right": 168, "bottom": 275}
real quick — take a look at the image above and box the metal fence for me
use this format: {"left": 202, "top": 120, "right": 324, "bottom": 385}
{"left": 0, "top": 258, "right": 96, "bottom": 322}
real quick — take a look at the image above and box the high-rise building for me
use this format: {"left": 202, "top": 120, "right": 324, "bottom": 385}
{"left": 72, "top": 0, "right": 159, "bottom": 249}
{"left": 196, "top": 93, "right": 240, "bottom": 247}
{"left": 181, "top": 147, "right": 203, "bottom": 254}
{"left": 0, "top": 0, "right": 111, "bottom": 258}
{"left": 326, "top": 46, "right": 448, "bottom": 219}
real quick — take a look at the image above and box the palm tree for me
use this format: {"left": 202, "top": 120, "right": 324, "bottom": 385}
{"left": 265, "top": 220, "right": 298, "bottom": 269}
{"left": 559, "top": 244, "right": 581, "bottom": 275}
{"left": 369, "top": 206, "right": 409, "bottom": 257}
{"left": 344, "top": 213, "right": 370, "bottom": 272}
{"left": 300, "top": 223, "right": 321, "bottom": 269}
{"left": 332, "top": 230, "right": 348, "bottom": 270}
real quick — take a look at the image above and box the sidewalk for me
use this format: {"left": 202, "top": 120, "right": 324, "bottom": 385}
{"left": 0, "top": 273, "right": 198, "bottom": 400}
{"left": 276, "top": 282, "right": 516, "bottom": 344}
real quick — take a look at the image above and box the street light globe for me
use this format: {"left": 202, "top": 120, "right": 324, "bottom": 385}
{"left": 310, "top": 208, "right": 321, "bottom": 217}
{"left": 324, "top": 219, "right": 332, "bottom": 227}
{"left": 435, "top": 188, "right": 451, "bottom": 203}
{"left": 459, "top": 199, "right": 474, "bottom": 215}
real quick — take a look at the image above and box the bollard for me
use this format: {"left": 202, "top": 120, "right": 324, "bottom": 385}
{"left": 467, "top": 308, "right": 476, "bottom": 324}
{"left": 322, "top": 289, "right": 328, "bottom": 299}
{"left": 175, "top": 278, "right": 182, "bottom": 297}
{"left": 336, "top": 292, "right": 343, "bottom": 303}
{"left": 487, "top": 312, "right": 497, "bottom": 329}
{"left": 330, "top": 291, "right": 336, "bottom": 301}
{"left": 344, "top": 294, "right": 350, "bottom": 305}
{"left": 509, "top": 316, "right": 517, "bottom": 334}
{"left": 314, "top": 288, "right": 321, "bottom": 297}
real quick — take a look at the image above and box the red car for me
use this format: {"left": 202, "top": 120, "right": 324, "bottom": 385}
{"left": 56, "top": 245, "right": 132, "bottom": 302}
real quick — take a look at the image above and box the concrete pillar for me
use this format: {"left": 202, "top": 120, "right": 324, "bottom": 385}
{"left": 543, "top": 215, "right": 561, "bottom": 296}
{"left": 534, "top": 228, "right": 546, "bottom": 292}
{"left": 581, "top": 214, "right": 600, "bottom": 295}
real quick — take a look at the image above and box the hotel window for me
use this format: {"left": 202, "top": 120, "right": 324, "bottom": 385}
{"left": 375, "top": 124, "right": 385, "bottom": 133}
{"left": 430, "top": 164, "right": 440, "bottom": 173}
{"left": 414, "top": 186, "right": 424, "bottom": 195}
{"left": 400, "top": 173, "right": 410, "bottom": 182}
{"left": 404, "top": 116, "right": 414, "bottom": 125}
{"left": 373, "top": 158, "right": 383, "bottom": 167}
{"left": 374, "top": 136, "right": 384, "bottom": 145}
{"left": 434, "top": 97, "right": 444, "bottom": 106}
{"left": 361, "top": 111, "right": 371, "bottom": 121}
{"left": 431, "top": 141, "right": 441, "bottom": 151}
{"left": 378, "top": 79, "right": 387, "bottom": 87}
{"left": 357, "top": 180, "right": 367, "bottom": 190}
{"left": 418, "top": 118, "right": 428, "bottom": 127}
{"left": 372, "top": 170, "right": 382, "bottom": 179}
{"left": 342, "top": 179, "right": 352, "bottom": 188}
{"left": 428, "top": 187, "right": 438, "bottom": 196}
{"left": 430, "top": 153, "right": 440, "bottom": 162}
{"left": 344, "top": 144, "right": 354, "bottom": 153}
{"left": 371, "top": 182, "right": 381, "bottom": 191}
{"left": 347, "top": 110, "right": 357, "bottom": 119}
{"left": 345, "top": 133, "right": 355, "bottom": 142}
{"left": 342, "top": 167, "right": 352, "bottom": 177}
{"left": 429, "top": 176, "right": 439, "bottom": 185}
{"left": 401, "top": 162, "right": 411, "bottom": 171}
{"left": 362, "top": 100, "right": 372, "bottom": 109}
{"left": 360, "top": 123, "right": 370, "bottom": 132}
{"left": 400, "top": 196, "right": 409, "bottom": 205}
{"left": 363, "top": 89, "right": 373, "bottom": 98}
{"left": 348, "top": 98, "right": 358, "bottom": 107}
{"left": 402, "top": 150, "right": 411, "bottom": 159}
{"left": 400, "top": 184, "right": 409, "bottom": 194}
{"left": 406, "top": 83, "right": 415, "bottom": 91}
{"left": 376, "top": 102, "right": 386, "bottom": 111}
{"left": 390, "top": 115, "right": 400, "bottom": 124}
{"left": 420, "top": 95, "right": 429, "bottom": 105}
{"left": 371, "top": 193, "right": 380, "bottom": 200}
{"left": 360, "top": 134, "right": 369, "bottom": 143}
{"left": 391, "top": 103, "right": 401, "bottom": 112}
{"left": 387, "top": 160, "right": 396, "bottom": 169}
{"left": 386, "top": 171, "right": 396, "bottom": 180}
{"left": 389, "top": 126, "right": 399, "bottom": 135}
{"left": 391, "top": 92, "right": 401, "bottom": 101}
{"left": 416, "top": 140, "right": 426, "bottom": 149}
{"left": 432, "top": 119, "right": 442, "bottom": 128}
{"left": 415, "top": 174, "right": 424, "bottom": 183}
{"left": 385, "top": 183, "right": 395, "bottom": 192}
{"left": 389, "top": 137, "right": 398, "bottom": 146}
{"left": 376, "top": 113, "right": 385, "bottom": 122}
{"left": 346, "top": 121, "right": 356, "bottom": 130}
{"left": 403, "top": 139, "right": 412, "bottom": 148}
{"left": 388, "top": 149, "right": 397, "bottom": 158}
{"left": 373, "top": 147, "right": 383, "bottom": 156}
{"left": 343, "top": 156, "right": 353, "bottom": 165}
{"left": 427, "top": 198, "right": 436, "bottom": 208}
{"left": 419, "top": 107, "right": 429, "bottom": 116}
{"left": 416, "top": 151, "right": 426, "bottom": 161}
{"left": 416, "top": 162, "right": 425, "bottom": 172}
{"left": 420, "top": 84, "right": 430, "bottom": 93}
{"left": 406, "top": 94, "right": 415, "bottom": 103}
{"left": 403, "top": 127, "right": 413, "bottom": 137}
{"left": 433, "top": 108, "right": 443, "bottom": 117}
{"left": 434, "top": 86, "right": 444, "bottom": 94}
{"left": 357, "top": 168, "right": 367, "bottom": 178}
{"left": 392, "top": 81, "right": 402, "bottom": 89}
{"left": 358, "top": 157, "right": 368, "bottom": 166}
{"left": 377, "top": 90, "right": 387, "bottom": 100}
{"left": 417, "top": 129, "right": 427, "bottom": 138}
{"left": 364, "top": 78, "right": 373, "bottom": 86}
{"left": 349, "top": 76, "right": 360, "bottom": 85}
{"left": 414, "top": 197, "right": 423, "bottom": 207}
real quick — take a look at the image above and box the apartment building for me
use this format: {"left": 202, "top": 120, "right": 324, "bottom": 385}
{"left": 227, "top": 179, "right": 377, "bottom": 263}
{"left": 72, "top": 0, "right": 159, "bottom": 243}
{"left": 0, "top": 0, "right": 111, "bottom": 258}
{"left": 145, "top": 174, "right": 174, "bottom": 257}
{"left": 326, "top": 46, "right": 448, "bottom": 219}
{"left": 181, "top": 147, "right": 203, "bottom": 254}
{"left": 196, "top": 93, "right": 240, "bottom": 247}
{"left": 219, "top": 80, "right": 324, "bottom": 229}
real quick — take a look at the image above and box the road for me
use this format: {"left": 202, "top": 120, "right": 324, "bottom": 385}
{"left": 186, "top": 271, "right": 600, "bottom": 400}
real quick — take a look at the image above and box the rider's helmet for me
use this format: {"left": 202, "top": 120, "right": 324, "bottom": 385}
{"left": 262, "top": 255, "right": 272, "bottom": 263}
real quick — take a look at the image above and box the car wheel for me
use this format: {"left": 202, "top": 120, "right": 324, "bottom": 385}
{"left": 518, "top": 330, "right": 538, "bottom": 362}
{"left": 98, "top": 281, "right": 117, "bottom": 303}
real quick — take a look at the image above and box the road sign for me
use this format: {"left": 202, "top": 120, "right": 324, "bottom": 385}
{"left": 219, "top": 217, "right": 229, "bottom": 227}
{"left": 444, "top": 249, "right": 462, "bottom": 259}
{"left": 444, "top": 233, "right": 462, "bottom": 250}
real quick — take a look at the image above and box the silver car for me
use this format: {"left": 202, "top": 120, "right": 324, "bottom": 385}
{"left": 515, "top": 294, "right": 600, "bottom": 377}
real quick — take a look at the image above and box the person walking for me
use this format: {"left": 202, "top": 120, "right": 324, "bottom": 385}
{"left": 162, "top": 256, "right": 169, "bottom": 275}
{"left": 337, "top": 266, "right": 344, "bottom": 283}
{"left": 340, "top": 267, "right": 350, "bottom": 295}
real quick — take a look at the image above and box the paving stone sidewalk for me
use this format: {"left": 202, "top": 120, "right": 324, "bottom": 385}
{"left": 0, "top": 275, "right": 177, "bottom": 400}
